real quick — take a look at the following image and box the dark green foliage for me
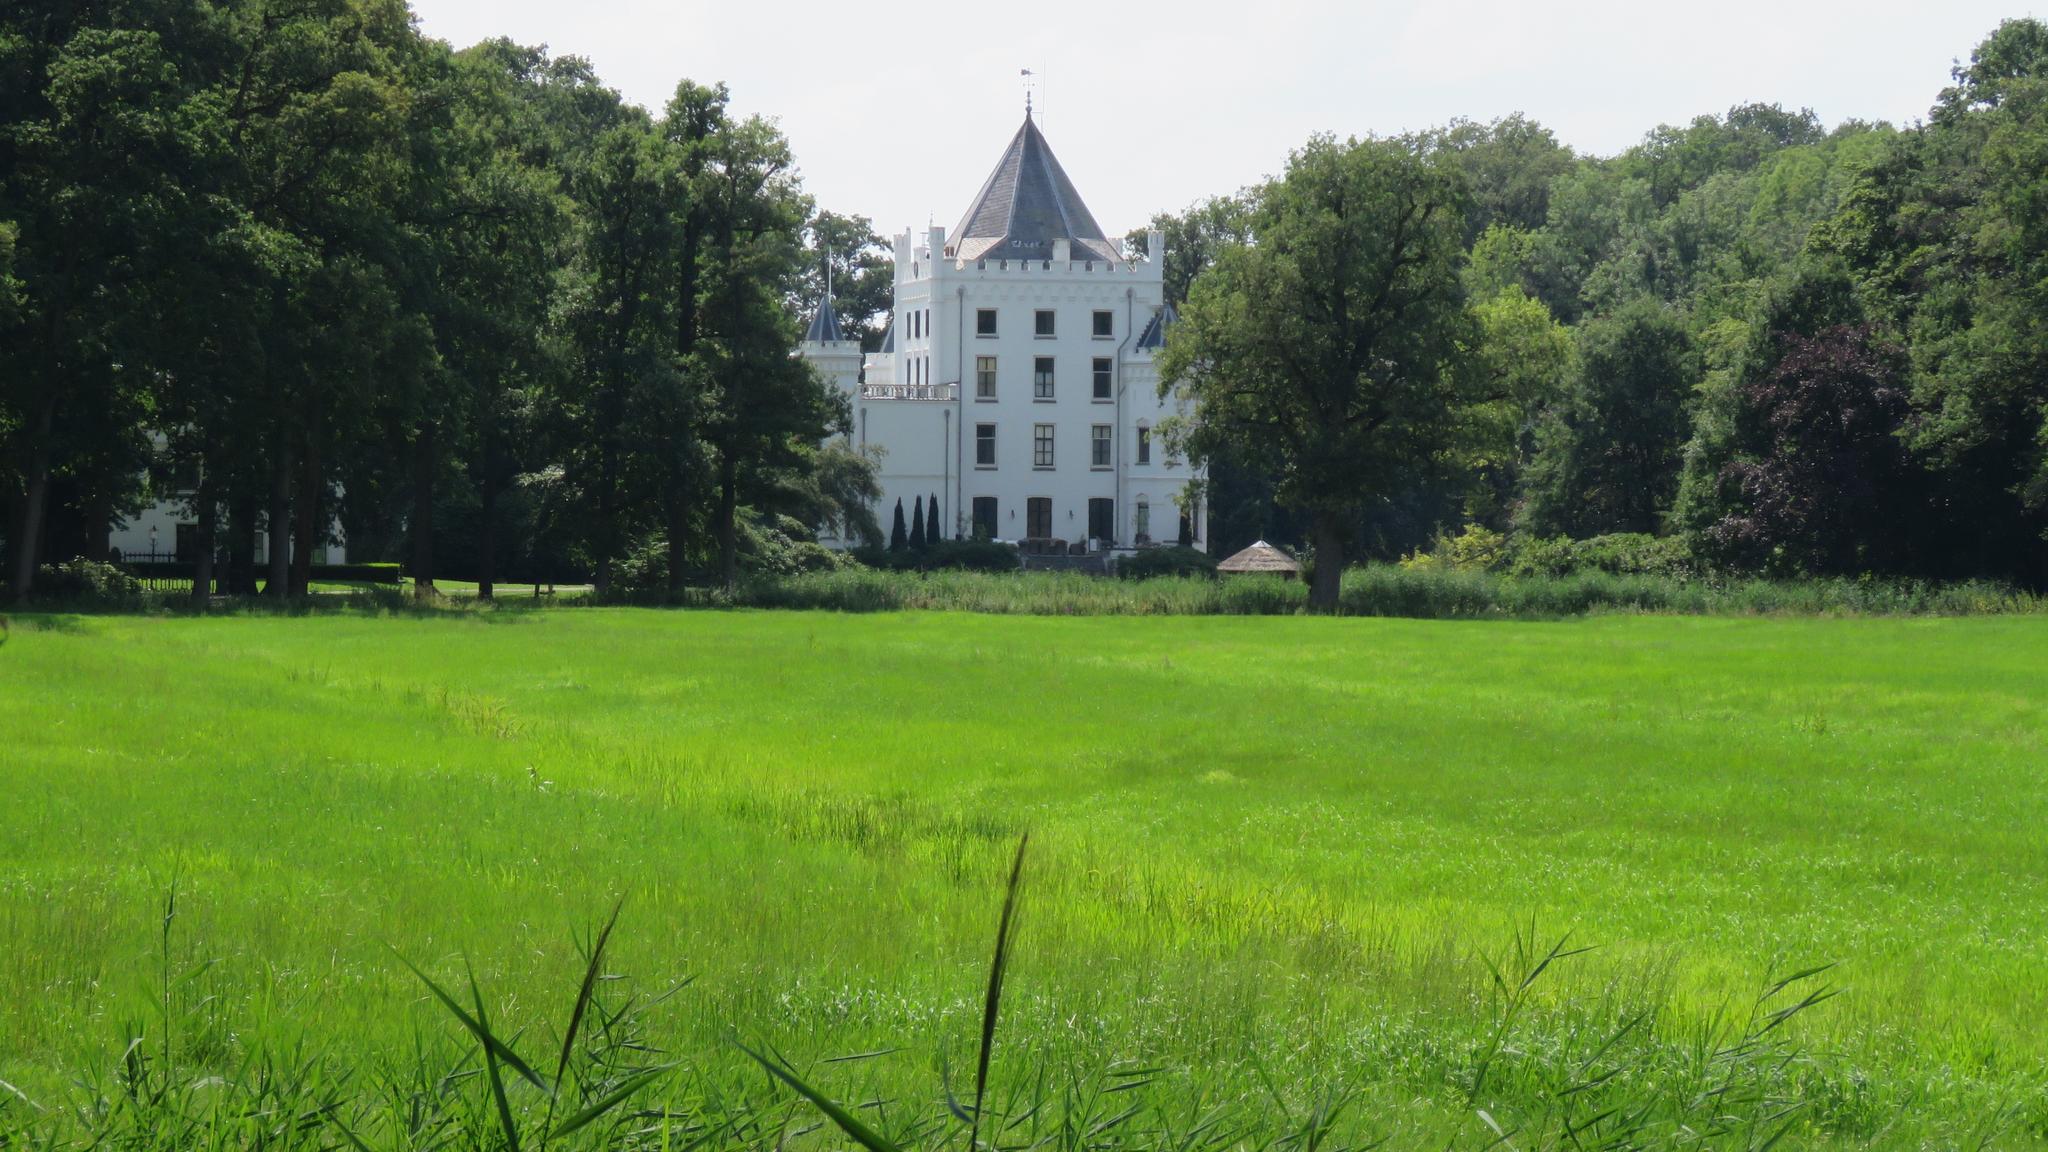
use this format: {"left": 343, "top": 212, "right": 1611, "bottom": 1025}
{"left": 1161, "top": 133, "right": 1481, "bottom": 610}
{"left": 0, "top": 7, "right": 852, "bottom": 603}
{"left": 1505, "top": 533, "right": 1695, "bottom": 578}
{"left": 908, "top": 494, "right": 926, "bottom": 549}
{"left": 889, "top": 498, "right": 908, "bottom": 552}
{"left": 1518, "top": 300, "right": 1696, "bottom": 538}
{"left": 1115, "top": 546, "right": 1219, "bottom": 580}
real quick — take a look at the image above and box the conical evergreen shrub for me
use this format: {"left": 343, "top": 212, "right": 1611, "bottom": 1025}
{"left": 889, "top": 498, "right": 908, "bottom": 551}
{"left": 910, "top": 495, "right": 927, "bottom": 549}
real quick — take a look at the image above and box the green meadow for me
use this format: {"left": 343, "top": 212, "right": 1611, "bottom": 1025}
{"left": 2, "top": 608, "right": 2045, "bottom": 1147}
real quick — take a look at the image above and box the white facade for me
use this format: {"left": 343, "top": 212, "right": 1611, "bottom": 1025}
{"left": 801, "top": 114, "right": 1204, "bottom": 553}
{"left": 107, "top": 436, "right": 347, "bottom": 564}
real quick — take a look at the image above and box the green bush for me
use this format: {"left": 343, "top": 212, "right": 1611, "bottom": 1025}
{"left": 31, "top": 559, "right": 144, "bottom": 606}
{"left": 1115, "top": 546, "right": 1218, "bottom": 580}
{"left": 1400, "top": 524, "right": 1507, "bottom": 572}
{"left": 853, "top": 538, "right": 1021, "bottom": 574}
{"left": 1507, "top": 532, "right": 1695, "bottom": 578}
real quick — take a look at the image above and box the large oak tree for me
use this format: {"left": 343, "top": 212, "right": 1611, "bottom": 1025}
{"left": 1159, "top": 134, "right": 1481, "bottom": 610}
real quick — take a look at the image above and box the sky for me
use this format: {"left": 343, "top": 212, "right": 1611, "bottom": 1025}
{"left": 407, "top": 0, "right": 2032, "bottom": 241}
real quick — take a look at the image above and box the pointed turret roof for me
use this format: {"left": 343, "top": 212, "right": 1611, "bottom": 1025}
{"left": 804, "top": 291, "right": 845, "bottom": 343}
{"left": 951, "top": 114, "right": 1119, "bottom": 265}
{"left": 1135, "top": 302, "right": 1178, "bottom": 351}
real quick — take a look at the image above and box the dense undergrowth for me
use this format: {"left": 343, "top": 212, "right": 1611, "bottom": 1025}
{"left": 722, "top": 566, "right": 2042, "bottom": 618}
{"left": 9, "top": 555, "right": 2041, "bottom": 620}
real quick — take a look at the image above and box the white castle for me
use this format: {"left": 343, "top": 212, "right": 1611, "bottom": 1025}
{"left": 800, "top": 112, "right": 1205, "bottom": 554}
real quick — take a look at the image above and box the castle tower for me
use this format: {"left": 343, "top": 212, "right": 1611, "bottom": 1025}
{"left": 837, "top": 110, "right": 1204, "bottom": 552}
{"left": 797, "top": 286, "right": 862, "bottom": 401}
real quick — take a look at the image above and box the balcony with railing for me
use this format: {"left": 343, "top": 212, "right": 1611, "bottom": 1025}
{"left": 860, "top": 382, "right": 958, "bottom": 401}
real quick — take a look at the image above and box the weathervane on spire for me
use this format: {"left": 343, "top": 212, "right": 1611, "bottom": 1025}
{"left": 1020, "top": 68, "right": 1036, "bottom": 119}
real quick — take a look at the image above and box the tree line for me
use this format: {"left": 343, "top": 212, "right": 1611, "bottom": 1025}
{"left": 1152, "top": 19, "right": 2048, "bottom": 607}
{"left": 8, "top": 9, "right": 2046, "bottom": 610}
{"left": 0, "top": 0, "right": 892, "bottom": 601}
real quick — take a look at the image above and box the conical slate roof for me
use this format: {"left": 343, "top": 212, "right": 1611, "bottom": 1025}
{"left": 804, "top": 292, "right": 845, "bottom": 343}
{"left": 1135, "top": 302, "right": 1178, "bottom": 351}
{"left": 951, "top": 114, "right": 1119, "bottom": 264}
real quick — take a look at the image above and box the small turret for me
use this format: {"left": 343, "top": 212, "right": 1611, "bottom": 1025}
{"left": 797, "top": 284, "right": 862, "bottom": 399}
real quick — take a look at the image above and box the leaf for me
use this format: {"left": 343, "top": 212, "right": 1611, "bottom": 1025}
{"left": 733, "top": 1039, "right": 904, "bottom": 1152}
{"left": 971, "top": 833, "right": 1029, "bottom": 1151}
{"left": 557, "top": 895, "right": 627, "bottom": 1089}
{"left": 546, "top": 1063, "right": 677, "bottom": 1141}
{"left": 389, "top": 946, "right": 550, "bottom": 1095}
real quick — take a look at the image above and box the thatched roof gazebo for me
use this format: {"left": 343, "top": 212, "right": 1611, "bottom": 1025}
{"left": 1216, "top": 540, "right": 1300, "bottom": 579}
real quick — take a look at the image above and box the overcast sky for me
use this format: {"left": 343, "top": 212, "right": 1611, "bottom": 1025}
{"left": 408, "top": 0, "right": 2030, "bottom": 240}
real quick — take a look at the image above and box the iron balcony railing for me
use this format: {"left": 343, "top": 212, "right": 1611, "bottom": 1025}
{"left": 860, "top": 382, "right": 958, "bottom": 401}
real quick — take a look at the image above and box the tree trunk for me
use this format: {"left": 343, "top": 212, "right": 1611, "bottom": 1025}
{"left": 82, "top": 492, "right": 112, "bottom": 563}
{"left": 229, "top": 494, "right": 258, "bottom": 595}
{"left": 716, "top": 452, "right": 738, "bottom": 591}
{"left": 476, "top": 420, "right": 497, "bottom": 601}
{"left": 7, "top": 394, "right": 57, "bottom": 600}
{"left": 267, "top": 430, "right": 292, "bottom": 598}
{"left": 191, "top": 470, "right": 215, "bottom": 605}
{"left": 666, "top": 492, "right": 689, "bottom": 598}
{"left": 594, "top": 439, "right": 616, "bottom": 595}
{"left": 410, "top": 422, "right": 436, "bottom": 598}
{"left": 1309, "top": 511, "right": 1347, "bottom": 613}
{"left": 291, "top": 432, "right": 319, "bottom": 597}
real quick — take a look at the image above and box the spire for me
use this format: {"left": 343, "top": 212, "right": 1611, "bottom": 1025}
{"left": 950, "top": 115, "right": 1117, "bottom": 264}
{"left": 804, "top": 290, "right": 844, "bottom": 343}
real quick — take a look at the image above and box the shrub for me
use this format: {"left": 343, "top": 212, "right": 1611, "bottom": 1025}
{"left": 1115, "top": 546, "right": 1218, "bottom": 580}
{"left": 1505, "top": 532, "right": 1695, "bottom": 578}
{"left": 854, "top": 538, "right": 1021, "bottom": 574}
{"left": 31, "top": 559, "right": 144, "bottom": 606}
{"left": 1400, "top": 524, "right": 1507, "bottom": 572}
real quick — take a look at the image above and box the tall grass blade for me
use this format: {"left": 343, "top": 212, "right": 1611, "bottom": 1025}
{"left": 969, "top": 833, "right": 1029, "bottom": 1152}
{"left": 546, "top": 1062, "right": 677, "bottom": 1141}
{"left": 471, "top": 961, "right": 524, "bottom": 1152}
{"left": 734, "top": 1039, "right": 903, "bottom": 1152}
{"left": 557, "top": 895, "right": 627, "bottom": 1089}
{"left": 388, "top": 947, "right": 549, "bottom": 1094}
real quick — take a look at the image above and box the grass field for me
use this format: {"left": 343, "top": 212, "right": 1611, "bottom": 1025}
{"left": 1, "top": 608, "right": 2045, "bottom": 1147}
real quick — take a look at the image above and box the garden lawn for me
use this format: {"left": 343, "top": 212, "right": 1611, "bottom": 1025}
{"left": 0, "top": 609, "right": 2044, "bottom": 1142}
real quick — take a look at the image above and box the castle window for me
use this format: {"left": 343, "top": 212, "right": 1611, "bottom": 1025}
{"left": 1091, "top": 424, "right": 1112, "bottom": 468}
{"left": 976, "top": 423, "right": 996, "bottom": 467}
{"left": 1092, "top": 358, "right": 1112, "bottom": 400}
{"left": 1027, "top": 497, "right": 1053, "bottom": 539}
{"left": 1033, "top": 357, "right": 1055, "bottom": 400}
{"left": 1137, "top": 425, "right": 1152, "bottom": 465}
{"left": 1093, "top": 310, "right": 1113, "bottom": 338}
{"left": 976, "top": 356, "right": 997, "bottom": 400}
{"left": 972, "top": 497, "right": 998, "bottom": 539}
{"left": 1135, "top": 499, "right": 1151, "bottom": 541}
{"left": 1035, "top": 310, "right": 1056, "bottom": 337}
{"left": 1033, "top": 424, "right": 1055, "bottom": 468}
{"left": 977, "top": 309, "right": 998, "bottom": 337}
